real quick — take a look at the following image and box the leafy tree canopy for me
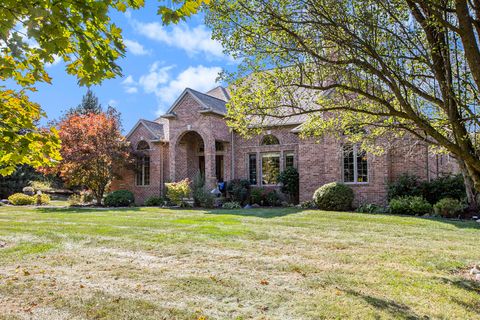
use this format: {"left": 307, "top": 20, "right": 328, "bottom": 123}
{"left": 206, "top": 0, "right": 480, "bottom": 194}
{"left": 53, "top": 108, "right": 132, "bottom": 205}
{"left": 0, "top": 0, "right": 204, "bottom": 176}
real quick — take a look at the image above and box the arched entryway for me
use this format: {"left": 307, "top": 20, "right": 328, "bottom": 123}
{"left": 175, "top": 131, "right": 206, "bottom": 181}
{"left": 171, "top": 130, "right": 228, "bottom": 188}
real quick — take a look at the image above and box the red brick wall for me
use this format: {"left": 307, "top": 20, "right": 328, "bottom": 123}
{"left": 110, "top": 123, "right": 166, "bottom": 205}
{"left": 233, "top": 127, "right": 299, "bottom": 188}
{"left": 167, "top": 93, "right": 232, "bottom": 188}
{"left": 113, "top": 91, "right": 459, "bottom": 207}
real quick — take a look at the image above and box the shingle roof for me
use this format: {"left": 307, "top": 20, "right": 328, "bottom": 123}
{"left": 158, "top": 86, "right": 316, "bottom": 129}
{"left": 188, "top": 88, "right": 228, "bottom": 114}
{"left": 125, "top": 119, "right": 166, "bottom": 141}
{"left": 206, "top": 86, "right": 231, "bottom": 101}
{"left": 141, "top": 119, "right": 166, "bottom": 140}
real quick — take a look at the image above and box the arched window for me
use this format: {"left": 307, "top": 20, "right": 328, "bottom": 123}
{"left": 137, "top": 140, "right": 150, "bottom": 150}
{"left": 261, "top": 134, "right": 279, "bottom": 145}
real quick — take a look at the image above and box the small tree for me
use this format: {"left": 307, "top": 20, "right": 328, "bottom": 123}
{"left": 278, "top": 167, "right": 299, "bottom": 204}
{"left": 55, "top": 109, "right": 131, "bottom": 205}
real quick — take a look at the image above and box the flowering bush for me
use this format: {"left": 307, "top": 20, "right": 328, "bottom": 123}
{"left": 165, "top": 178, "right": 191, "bottom": 206}
{"left": 8, "top": 193, "right": 35, "bottom": 205}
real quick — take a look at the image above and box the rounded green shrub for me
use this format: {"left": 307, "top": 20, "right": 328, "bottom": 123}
{"left": 8, "top": 193, "right": 35, "bottom": 205}
{"left": 389, "top": 196, "right": 432, "bottom": 215}
{"left": 144, "top": 196, "right": 164, "bottom": 206}
{"left": 313, "top": 182, "right": 354, "bottom": 211}
{"left": 104, "top": 190, "right": 135, "bottom": 207}
{"left": 433, "top": 198, "right": 464, "bottom": 218}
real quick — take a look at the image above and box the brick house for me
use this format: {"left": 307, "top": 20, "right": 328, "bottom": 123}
{"left": 111, "top": 86, "right": 458, "bottom": 205}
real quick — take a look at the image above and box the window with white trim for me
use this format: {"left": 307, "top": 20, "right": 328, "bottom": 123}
{"left": 343, "top": 145, "right": 368, "bottom": 183}
{"left": 284, "top": 151, "right": 295, "bottom": 169}
{"left": 261, "top": 152, "right": 280, "bottom": 185}
{"left": 136, "top": 156, "right": 150, "bottom": 186}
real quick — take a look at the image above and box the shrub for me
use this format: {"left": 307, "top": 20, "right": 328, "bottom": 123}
{"left": 421, "top": 174, "right": 465, "bottom": 204}
{"left": 22, "top": 186, "right": 35, "bottom": 196}
{"left": 226, "top": 179, "right": 250, "bottom": 205}
{"left": 104, "top": 190, "right": 135, "bottom": 207}
{"left": 144, "top": 196, "right": 164, "bottom": 206}
{"left": 250, "top": 187, "right": 264, "bottom": 205}
{"left": 35, "top": 194, "right": 50, "bottom": 205}
{"left": 387, "top": 174, "right": 421, "bottom": 200}
{"left": 277, "top": 167, "right": 299, "bottom": 204}
{"left": 68, "top": 190, "right": 94, "bottom": 206}
{"left": 389, "top": 196, "right": 432, "bottom": 215}
{"left": 356, "top": 203, "right": 386, "bottom": 214}
{"left": 165, "top": 178, "right": 191, "bottom": 206}
{"left": 0, "top": 165, "right": 44, "bottom": 199}
{"left": 8, "top": 193, "right": 35, "bottom": 205}
{"left": 29, "top": 180, "right": 53, "bottom": 191}
{"left": 299, "top": 200, "right": 316, "bottom": 209}
{"left": 222, "top": 201, "right": 241, "bottom": 209}
{"left": 388, "top": 174, "right": 466, "bottom": 204}
{"left": 313, "top": 182, "right": 354, "bottom": 211}
{"left": 68, "top": 194, "right": 83, "bottom": 206}
{"left": 265, "top": 190, "right": 281, "bottom": 206}
{"left": 433, "top": 198, "right": 465, "bottom": 218}
{"left": 191, "top": 173, "right": 215, "bottom": 208}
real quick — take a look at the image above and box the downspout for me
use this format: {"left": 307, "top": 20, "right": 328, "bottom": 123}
{"left": 160, "top": 142, "right": 164, "bottom": 196}
{"left": 231, "top": 130, "right": 235, "bottom": 180}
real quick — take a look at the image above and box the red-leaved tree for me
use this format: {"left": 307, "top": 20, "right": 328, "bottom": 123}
{"left": 55, "top": 110, "right": 131, "bottom": 205}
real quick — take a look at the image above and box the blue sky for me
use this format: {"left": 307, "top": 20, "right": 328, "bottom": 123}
{"left": 29, "top": 2, "right": 236, "bottom": 131}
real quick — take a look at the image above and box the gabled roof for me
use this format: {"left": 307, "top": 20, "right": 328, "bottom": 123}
{"left": 125, "top": 119, "right": 166, "bottom": 141}
{"left": 161, "top": 88, "right": 227, "bottom": 118}
{"left": 206, "top": 86, "right": 230, "bottom": 101}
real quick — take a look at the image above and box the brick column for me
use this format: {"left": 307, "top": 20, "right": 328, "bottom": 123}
{"left": 204, "top": 137, "right": 216, "bottom": 190}
{"left": 169, "top": 140, "right": 176, "bottom": 181}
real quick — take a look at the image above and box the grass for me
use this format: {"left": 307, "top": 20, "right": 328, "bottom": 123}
{"left": 0, "top": 206, "right": 479, "bottom": 319}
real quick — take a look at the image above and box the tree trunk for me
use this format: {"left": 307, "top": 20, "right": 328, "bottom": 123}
{"left": 95, "top": 195, "right": 102, "bottom": 206}
{"left": 459, "top": 160, "right": 479, "bottom": 216}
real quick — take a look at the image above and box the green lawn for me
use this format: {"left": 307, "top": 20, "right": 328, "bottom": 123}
{"left": 0, "top": 206, "right": 479, "bottom": 319}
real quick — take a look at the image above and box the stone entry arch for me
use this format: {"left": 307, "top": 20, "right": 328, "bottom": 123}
{"left": 174, "top": 131, "right": 206, "bottom": 182}
{"left": 169, "top": 129, "right": 230, "bottom": 190}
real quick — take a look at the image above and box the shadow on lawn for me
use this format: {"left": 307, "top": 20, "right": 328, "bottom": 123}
{"left": 35, "top": 207, "right": 141, "bottom": 214}
{"left": 437, "top": 276, "right": 480, "bottom": 295}
{"left": 344, "top": 289, "right": 425, "bottom": 320}
{"left": 204, "top": 207, "right": 304, "bottom": 218}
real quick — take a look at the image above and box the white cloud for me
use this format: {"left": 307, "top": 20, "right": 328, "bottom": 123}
{"left": 124, "top": 39, "right": 150, "bottom": 56}
{"left": 125, "top": 86, "right": 138, "bottom": 94}
{"left": 122, "top": 75, "right": 139, "bottom": 94}
{"left": 138, "top": 62, "right": 173, "bottom": 94}
{"left": 133, "top": 21, "right": 227, "bottom": 60}
{"left": 156, "top": 65, "right": 222, "bottom": 107}
{"left": 121, "top": 64, "right": 222, "bottom": 114}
